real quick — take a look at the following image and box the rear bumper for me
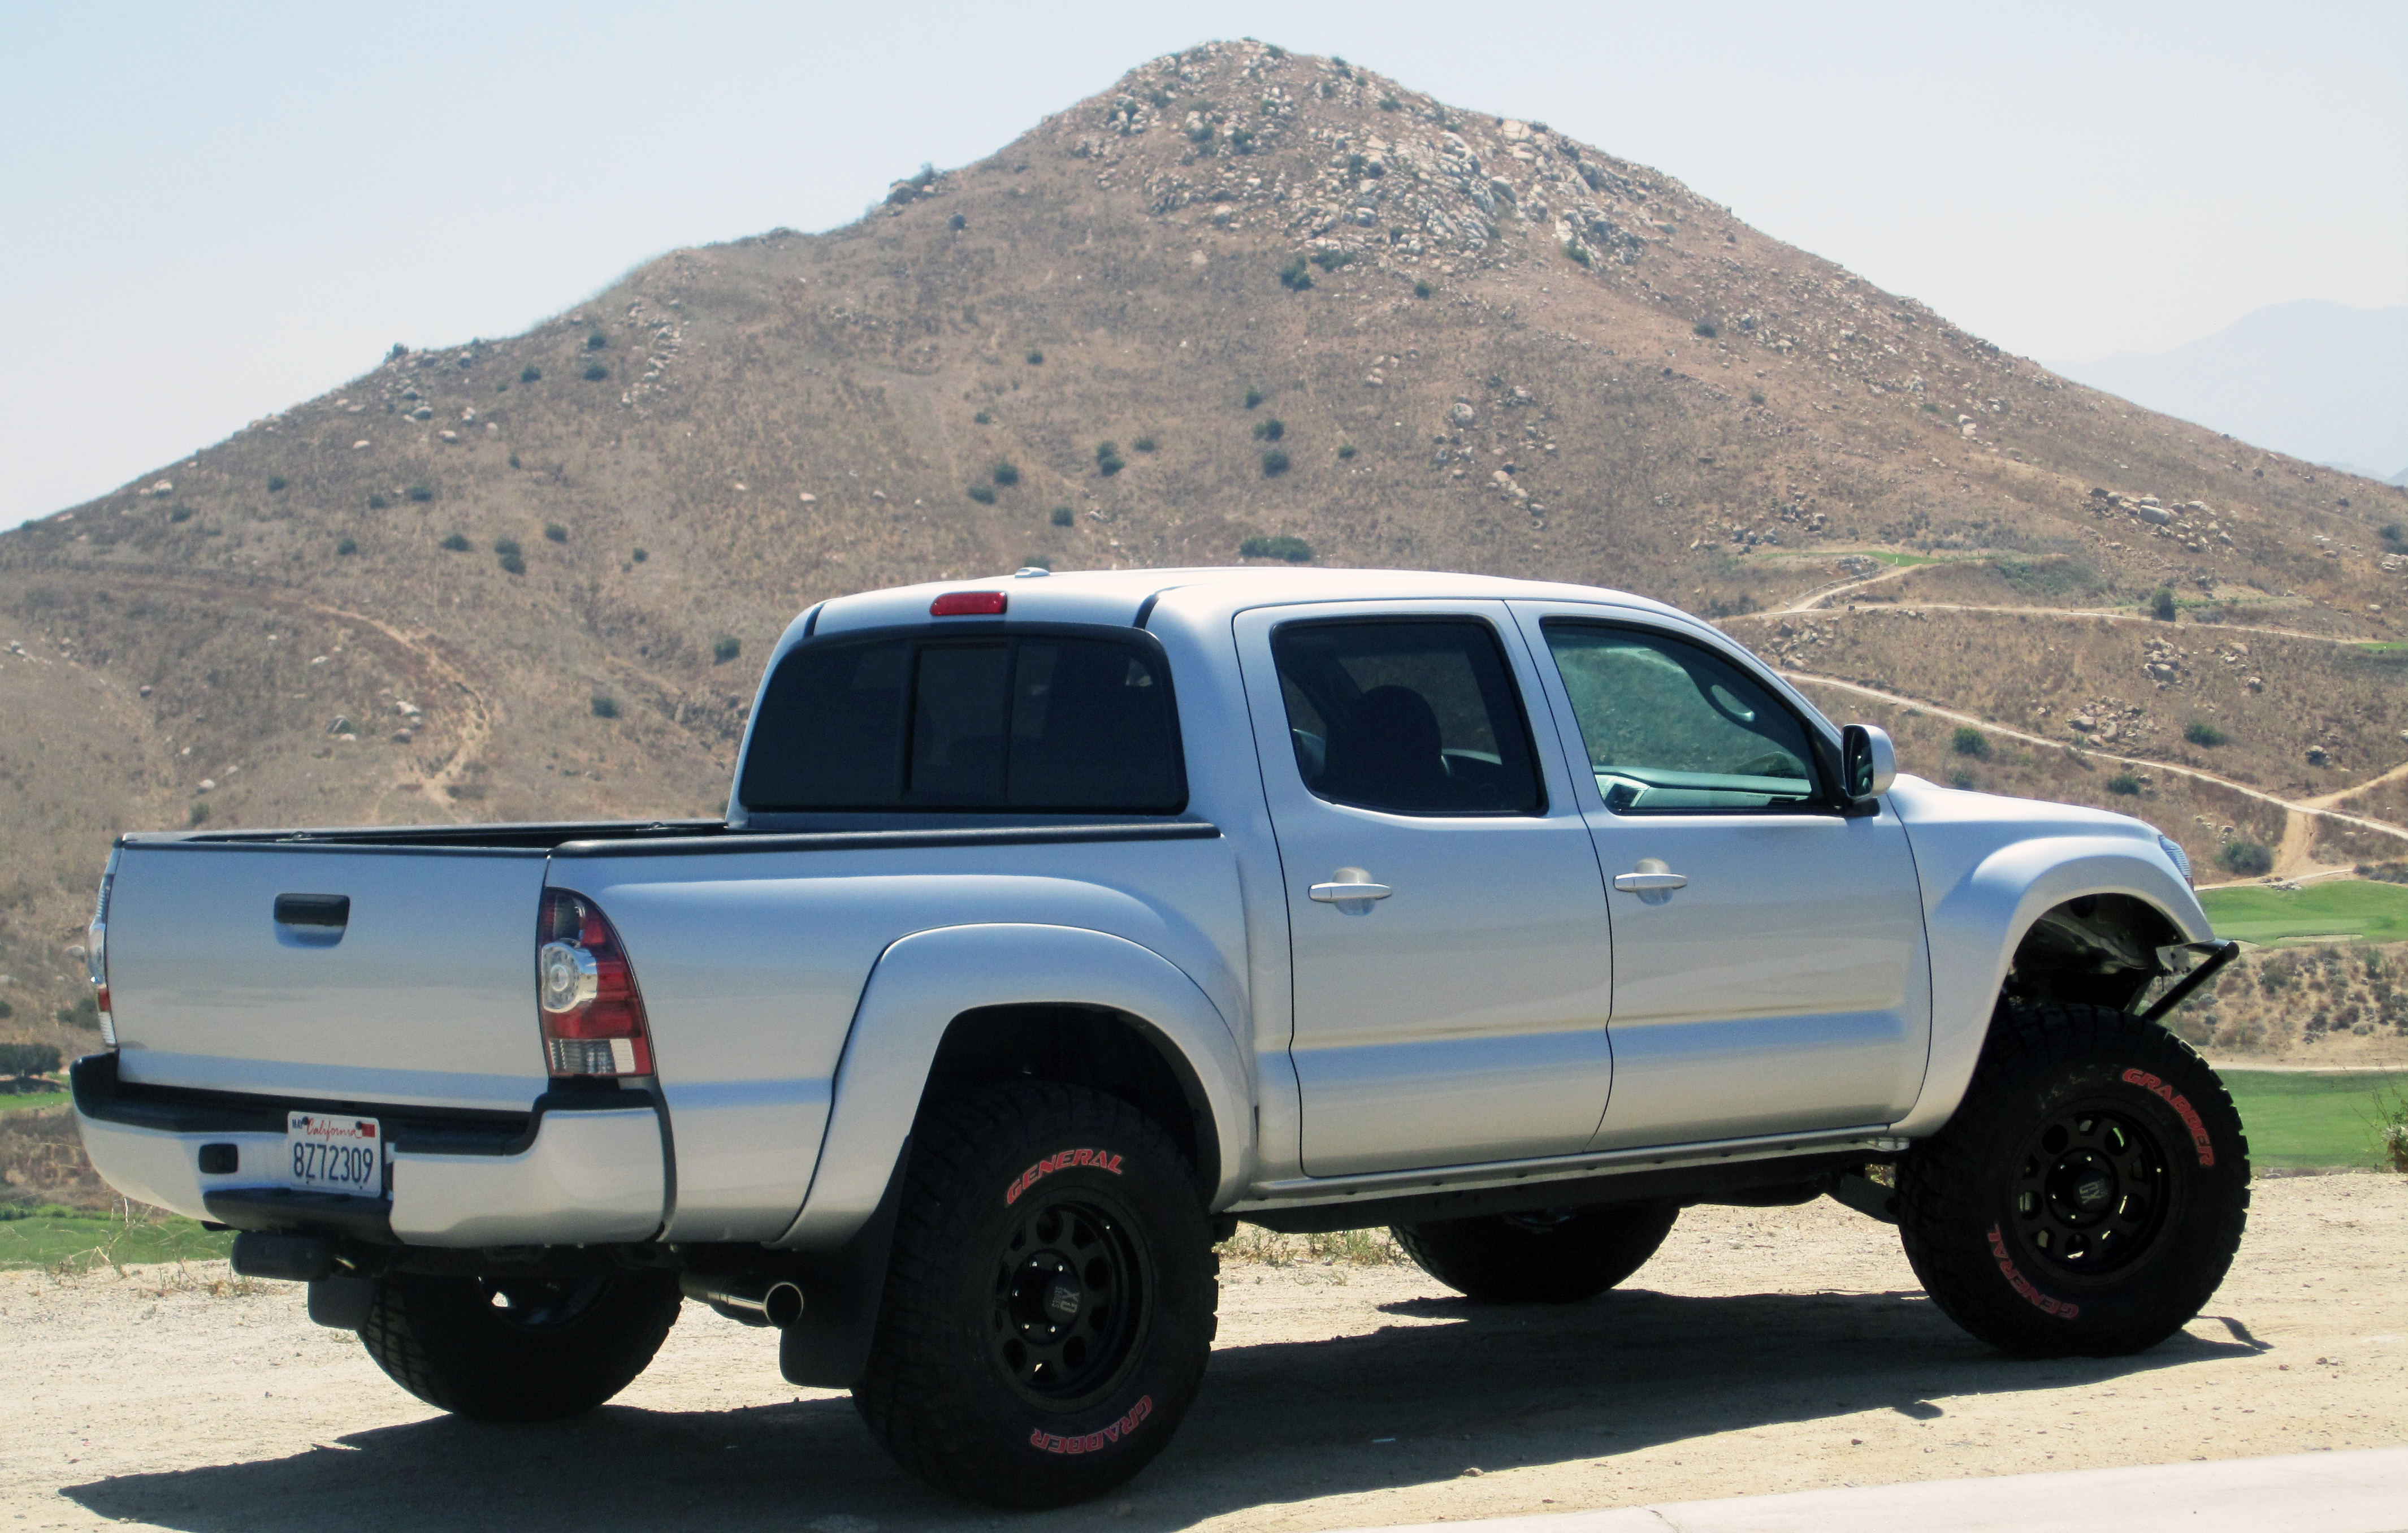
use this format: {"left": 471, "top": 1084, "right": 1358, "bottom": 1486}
{"left": 71, "top": 1054, "right": 668, "bottom": 1248}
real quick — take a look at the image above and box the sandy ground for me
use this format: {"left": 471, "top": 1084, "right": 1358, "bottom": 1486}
{"left": 5, "top": 1177, "right": 2403, "bottom": 1533}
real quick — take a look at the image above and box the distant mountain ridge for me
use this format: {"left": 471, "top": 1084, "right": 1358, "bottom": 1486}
{"left": 2054, "top": 300, "right": 2408, "bottom": 479}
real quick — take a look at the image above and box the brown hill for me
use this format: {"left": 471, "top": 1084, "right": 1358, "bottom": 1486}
{"left": 4, "top": 38, "right": 2406, "bottom": 1066}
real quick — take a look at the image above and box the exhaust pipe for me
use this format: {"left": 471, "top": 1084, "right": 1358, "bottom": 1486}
{"left": 680, "top": 1271, "right": 804, "bottom": 1328}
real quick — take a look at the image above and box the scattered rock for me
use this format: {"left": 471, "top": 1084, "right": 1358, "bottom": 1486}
{"left": 327, "top": 717, "right": 350, "bottom": 735}
{"left": 196, "top": 779, "right": 216, "bottom": 792}
{"left": 798, "top": 492, "right": 817, "bottom": 504}
{"left": 1449, "top": 401, "right": 1476, "bottom": 426}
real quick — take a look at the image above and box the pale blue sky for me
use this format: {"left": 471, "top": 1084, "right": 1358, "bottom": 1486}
{"left": 3, "top": 1, "right": 2402, "bottom": 526}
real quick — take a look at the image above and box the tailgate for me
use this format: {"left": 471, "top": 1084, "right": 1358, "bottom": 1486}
{"left": 106, "top": 842, "right": 553, "bottom": 1110}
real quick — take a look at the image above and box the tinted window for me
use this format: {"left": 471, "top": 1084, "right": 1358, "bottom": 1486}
{"left": 1543, "top": 623, "right": 1820, "bottom": 813}
{"left": 1271, "top": 619, "right": 1541, "bottom": 815}
{"left": 741, "top": 634, "right": 1183, "bottom": 812}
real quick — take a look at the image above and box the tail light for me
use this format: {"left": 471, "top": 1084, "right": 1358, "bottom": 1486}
{"left": 89, "top": 847, "right": 120, "bottom": 1049}
{"left": 535, "top": 889, "right": 655, "bottom": 1077}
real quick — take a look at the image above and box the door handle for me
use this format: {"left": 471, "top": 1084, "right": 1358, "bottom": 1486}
{"left": 1309, "top": 867, "right": 1393, "bottom": 904}
{"left": 1612, "top": 859, "right": 1686, "bottom": 904}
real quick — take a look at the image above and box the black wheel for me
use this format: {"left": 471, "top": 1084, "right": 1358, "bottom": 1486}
{"left": 852, "top": 1082, "right": 1218, "bottom": 1509}
{"left": 1897, "top": 1002, "right": 2250, "bottom": 1358}
{"left": 1392, "top": 1201, "right": 1681, "bottom": 1304}
{"left": 358, "top": 1267, "right": 680, "bottom": 1422}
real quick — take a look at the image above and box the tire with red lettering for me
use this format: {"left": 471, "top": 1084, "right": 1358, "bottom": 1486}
{"left": 852, "top": 1081, "right": 1217, "bottom": 1509}
{"left": 1896, "top": 1001, "right": 2249, "bottom": 1358}
{"left": 358, "top": 1267, "right": 681, "bottom": 1421}
{"left": 1391, "top": 1202, "right": 1681, "bottom": 1303}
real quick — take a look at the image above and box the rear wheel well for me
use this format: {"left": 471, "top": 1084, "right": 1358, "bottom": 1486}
{"left": 924, "top": 1004, "right": 1219, "bottom": 1200}
{"left": 2004, "top": 893, "right": 2185, "bottom": 1014}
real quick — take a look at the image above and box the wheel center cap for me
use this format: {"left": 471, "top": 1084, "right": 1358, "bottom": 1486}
{"left": 2074, "top": 1175, "right": 2113, "bottom": 1210}
{"left": 1045, "top": 1282, "right": 1082, "bottom": 1322}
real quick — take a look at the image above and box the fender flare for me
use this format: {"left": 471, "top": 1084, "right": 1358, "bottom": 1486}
{"left": 773, "top": 922, "right": 1252, "bottom": 1249}
{"left": 1890, "top": 838, "right": 2208, "bottom": 1138}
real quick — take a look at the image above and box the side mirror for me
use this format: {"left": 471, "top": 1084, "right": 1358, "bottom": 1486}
{"left": 1842, "top": 724, "right": 1896, "bottom": 800}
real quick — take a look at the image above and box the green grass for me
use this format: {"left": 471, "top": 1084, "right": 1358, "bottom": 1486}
{"left": 0, "top": 1088, "right": 69, "bottom": 1116}
{"left": 2197, "top": 881, "right": 2408, "bottom": 944}
{"left": 0, "top": 1205, "right": 235, "bottom": 1270}
{"left": 2221, "top": 1069, "right": 2408, "bottom": 1169}
{"left": 2359, "top": 641, "right": 2408, "bottom": 655}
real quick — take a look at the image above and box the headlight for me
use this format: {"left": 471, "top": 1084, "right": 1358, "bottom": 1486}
{"left": 2156, "top": 834, "right": 2193, "bottom": 886}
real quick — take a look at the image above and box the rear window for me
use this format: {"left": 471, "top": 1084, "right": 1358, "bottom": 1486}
{"left": 739, "top": 632, "right": 1185, "bottom": 813}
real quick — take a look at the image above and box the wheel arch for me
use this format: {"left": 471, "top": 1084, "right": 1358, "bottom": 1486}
{"left": 1891, "top": 837, "right": 2210, "bottom": 1138}
{"left": 775, "top": 923, "right": 1252, "bottom": 1251}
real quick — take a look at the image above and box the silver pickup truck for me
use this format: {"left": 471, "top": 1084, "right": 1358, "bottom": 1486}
{"left": 75, "top": 567, "right": 2246, "bottom": 1507}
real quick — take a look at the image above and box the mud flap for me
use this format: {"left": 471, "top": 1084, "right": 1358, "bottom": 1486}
{"left": 778, "top": 1138, "right": 909, "bottom": 1390}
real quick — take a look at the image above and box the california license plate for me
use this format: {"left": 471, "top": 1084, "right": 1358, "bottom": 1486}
{"left": 283, "top": 1112, "right": 384, "bottom": 1196}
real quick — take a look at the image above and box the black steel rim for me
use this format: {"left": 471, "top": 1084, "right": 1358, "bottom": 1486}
{"left": 2009, "top": 1099, "right": 2176, "bottom": 1278}
{"left": 479, "top": 1272, "right": 612, "bottom": 1332}
{"left": 990, "top": 1190, "right": 1149, "bottom": 1410}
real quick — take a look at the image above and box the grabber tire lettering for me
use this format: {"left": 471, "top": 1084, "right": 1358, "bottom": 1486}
{"left": 852, "top": 1080, "right": 1217, "bottom": 1509}
{"left": 1896, "top": 1000, "right": 2249, "bottom": 1359}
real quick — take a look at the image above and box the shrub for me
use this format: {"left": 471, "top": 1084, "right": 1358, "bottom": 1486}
{"left": 1413, "top": 279, "right": 1433, "bottom": 298}
{"left": 1243, "top": 386, "right": 1264, "bottom": 409}
{"left": 1950, "top": 726, "right": 1990, "bottom": 759}
{"left": 1253, "top": 417, "right": 1285, "bottom": 441}
{"left": 2380, "top": 522, "right": 2406, "bottom": 551}
{"left": 713, "top": 635, "right": 742, "bottom": 664}
{"left": 1240, "top": 534, "right": 1313, "bottom": 561}
{"left": 266, "top": 475, "right": 288, "bottom": 493}
{"left": 57, "top": 996, "right": 100, "bottom": 1029}
{"left": 1337, "top": 444, "right": 1357, "bottom": 459}
{"left": 632, "top": 547, "right": 648, "bottom": 562}
{"left": 1051, "top": 505, "right": 1075, "bottom": 527}
{"left": 1133, "top": 436, "right": 1157, "bottom": 453}
{"left": 591, "top": 694, "right": 620, "bottom": 719}
{"left": 584, "top": 362, "right": 609, "bottom": 381}
{"left": 1749, "top": 390, "right": 1766, "bottom": 405}
{"left": 544, "top": 522, "right": 568, "bottom": 543}
{"left": 1277, "top": 255, "right": 1314, "bottom": 291}
{"left": 406, "top": 482, "right": 435, "bottom": 503}
{"left": 2375, "top": 1085, "right": 2408, "bottom": 1173}
{"left": 498, "top": 551, "right": 526, "bottom": 575}
{"left": 1378, "top": 95, "right": 1401, "bottom": 112}
{"left": 1563, "top": 241, "right": 1592, "bottom": 267}
{"left": 0, "top": 1042, "right": 60, "bottom": 1082}
{"left": 508, "top": 453, "right": 521, "bottom": 468}
{"left": 1188, "top": 123, "right": 1214, "bottom": 145}
{"left": 2219, "top": 839, "right": 2274, "bottom": 876}
{"left": 366, "top": 493, "right": 388, "bottom": 510}
{"left": 168, "top": 505, "right": 193, "bottom": 523}
{"left": 967, "top": 483, "right": 997, "bottom": 504}
{"left": 1261, "top": 448, "right": 1291, "bottom": 476}
{"left": 1949, "top": 768, "right": 1976, "bottom": 790}
{"left": 188, "top": 800, "right": 210, "bottom": 825}
{"left": 1309, "top": 249, "right": 1356, "bottom": 272}
{"left": 522, "top": 365, "right": 542, "bottom": 383}
{"left": 439, "top": 532, "right": 471, "bottom": 551}
{"left": 586, "top": 330, "right": 609, "bottom": 350}
{"left": 1692, "top": 320, "right": 1718, "bottom": 338}
{"left": 1228, "top": 128, "right": 1255, "bottom": 154}
{"left": 335, "top": 536, "right": 358, "bottom": 556}
{"left": 0, "top": 999, "right": 11, "bottom": 1020}
{"left": 1026, "top": 350, "right": 1044, "bottom": 365}
{"left": 974, "top": 409, "right": 993, "bottom": 425}
{"left": 496, "top": 381, "right": 509, "bottom": 393}
{"left": 1096, "top": 441, "right": 1125, "bottom": 476}
{"left": 2150, "top": 587, "right": 2178, "bottom": 621}
{"left": 493, "top": 536, "right": 521, "bottom": 557}
{"left": 991, "top": 461, "right": 1020, "bottom": 486}
{"left": 2106, "top": 772, "right": 2142, "bottom": 796}
{"left": 2184, "top": 720, "right": 2228, "bottom": 747}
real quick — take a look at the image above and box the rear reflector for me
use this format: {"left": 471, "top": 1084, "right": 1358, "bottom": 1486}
{"left": 535, "top": 889, "right": 655, "bottom": 1077}
{"left": 930, "top": 590, "right": 1008, "bottom": 616}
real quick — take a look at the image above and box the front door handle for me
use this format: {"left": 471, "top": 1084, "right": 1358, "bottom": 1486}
{"left": 1613, "top": 859, "right": 1686, "bottom": 904}
{"left": 1309, "top": 867, "right": 1393, "bottom": 905}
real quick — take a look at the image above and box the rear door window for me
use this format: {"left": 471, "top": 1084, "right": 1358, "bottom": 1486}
{"left": 1270, "top": 618, "right": 1543, "bottom": 816}
{"left": 740, "top": 633, "right": 1184, "bottom": 812}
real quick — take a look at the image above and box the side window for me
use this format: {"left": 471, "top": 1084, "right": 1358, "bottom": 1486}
{"left": 1541, "top": 622, "right": 1821, "bottom": 814}
{"left": 1271, "top": 619, "right": 1543, "bottom": 816}
{"left": 739, "top": 634, "right": 1184, "bottom": 812}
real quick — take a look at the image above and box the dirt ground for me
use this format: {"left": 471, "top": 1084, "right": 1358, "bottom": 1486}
{"left": 5, "top": 1177, "right": 2403, "bottom": 1533}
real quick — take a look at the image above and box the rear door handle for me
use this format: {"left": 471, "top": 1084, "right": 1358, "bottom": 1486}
{"left": 274, "top": 894, "right": 351, "bottom": 928}
{"left": 1611, "top": 873, "right": 1687, "bottom": 892}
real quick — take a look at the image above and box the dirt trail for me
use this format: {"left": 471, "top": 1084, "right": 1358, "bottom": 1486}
{"left": 5, "top": 1181, "right": 2401, "bottom": 1533}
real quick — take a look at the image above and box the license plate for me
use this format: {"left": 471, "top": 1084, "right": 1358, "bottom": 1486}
{"left": 283, "top": 1112, "right": 384, "bottom": 1196}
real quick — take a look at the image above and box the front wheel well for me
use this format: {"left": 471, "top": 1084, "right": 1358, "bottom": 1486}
{"left": 924, "top": 1003, "right": 1219, "bottom": 1200}
{"left": 2004, "top": 892, "right": 2186, "bottom": 1014}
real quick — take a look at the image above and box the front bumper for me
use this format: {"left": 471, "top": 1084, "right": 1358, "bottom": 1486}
{"left": 71, "top": 1054, "right": 668, "bottom": 1248}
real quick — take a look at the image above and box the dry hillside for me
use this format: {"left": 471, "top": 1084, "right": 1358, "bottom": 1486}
{"left": 3, "top": 38, "right": 2406, "bottom": 1065}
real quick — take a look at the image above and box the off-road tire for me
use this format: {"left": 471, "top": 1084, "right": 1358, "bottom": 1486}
{"left": 358, "top": 1267, "right": 681, "bottom": 1421}
{"left": 1896, "top": 1001, "right": 2250, "bottom": 1358}
{"left": 852, "top": 1082, "right": 1218, "bottom": 1509}
{"left": 1392, "top": 1202, "right": 1681, "bottom": 1304}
